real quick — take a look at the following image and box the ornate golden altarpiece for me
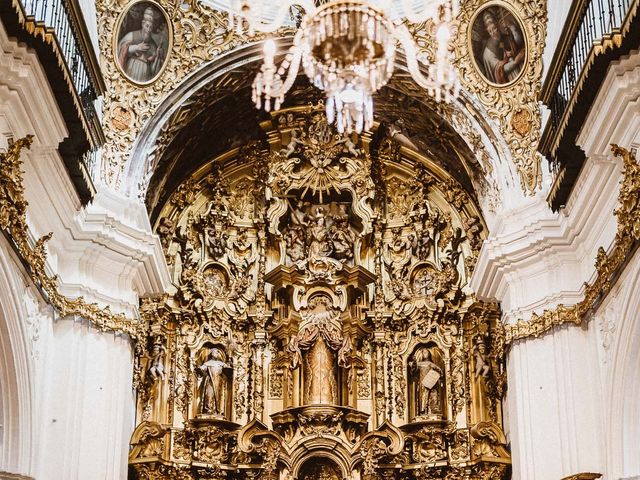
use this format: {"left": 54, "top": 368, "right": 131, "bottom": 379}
{"left": 130, "top": 105, "right": 510, "bottom": 480}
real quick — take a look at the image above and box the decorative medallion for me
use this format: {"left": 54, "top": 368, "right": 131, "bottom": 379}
{"left": 110, "top": 104, "right": 134, "bottom": 131}
{"left": 511, "top": 106, "right": 532, "bottom": 137}
{"left": 454, "top": 0, "right": 546, "bottom": 194}
{"left": 469, "top": 2, "right": 527, "bottom": 87}
{"left": 113, "top": 0, "right": 172, "bottom": 86}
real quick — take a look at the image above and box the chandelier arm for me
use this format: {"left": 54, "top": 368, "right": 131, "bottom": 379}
{"left": 244, "top": 0, "right": 317, "bottom": 33}
{"left": 393, "top": 24, "right": 437, "bottom": 90}
{"left": 269, "top": 47, "right": 303, "bottom": 98}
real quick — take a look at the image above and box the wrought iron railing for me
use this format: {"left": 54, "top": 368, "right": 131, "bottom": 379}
{"left": 16, "top": 0, "right": 105, "bottom": 160}
{"left": 540, "top": 0, "right": 636, "bottom": 175}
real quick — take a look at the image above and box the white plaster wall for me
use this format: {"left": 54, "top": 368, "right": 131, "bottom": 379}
{"left": 593, "top": 250, "right": 640, "bottom": 480}
{"left": 540, "top": 1, "right": 573, "bottom": 127}
{"left": 0, "top": 19, "right": 169, "bottom": 480}
{"left": 472, "top": 50, "right": 640, "bottom": 480}
{"left": 508, "top": 323, "right": 605, "bottom": 479}
{"left": 0, "top": 239, "right": 35, "bottom": 478}
{"left": 78, "top": 0, "right": 100, "bottom": 56}
{"left": 542, "top": 1, "right": 573, "bottom": 82}
{"left": 0, "top": 235, "right": 137, "bottom": 480}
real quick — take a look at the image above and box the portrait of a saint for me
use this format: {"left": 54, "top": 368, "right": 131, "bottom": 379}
{"left": 471, "top": 5, "right": 526, "bottom": 86}
{"left": 115, "top": 1, "right": 170, "bottom": 84}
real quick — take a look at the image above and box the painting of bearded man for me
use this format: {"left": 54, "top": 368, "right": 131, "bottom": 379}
{"left": 471, "top": 5, "right": 526, "bottom": 85}
{"left": 115, "top": 1, "right": 170, "bottom": 84}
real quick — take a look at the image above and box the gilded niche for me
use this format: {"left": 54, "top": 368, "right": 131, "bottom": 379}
{"left": 130, "top": 105, "right": 509, "bottom": 479}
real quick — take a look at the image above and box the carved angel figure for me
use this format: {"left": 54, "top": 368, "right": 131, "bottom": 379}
{"left": 410, "top": 224, "right": 433, "bottom": 261}
{"left": 228, "top": 230, "right": 257, "bottom": 276}
{"left": 285, "top": 225, "right": 307, "bottom": 263}
{"left": 335, "top": 134, "right": 361, "bottom": 156}
{"left": 174, "top": 220, "right": 199, "bottom": 269}
{"left": 157, "top": 217, "right": 175, "bottom": 251}
{"left": 290, "top": 200, "right": 310, "bottom": 227}
{"left": 148, "top": 341, "right": 167, "bottom": 381}
{"left": 386, "top": 228, "right": 412, "bottom": 274}
{"left": 474, "top": 338, "right": 491, "bottom": 378}
{"left": 330, "top": 216, "right": 355, "bottom": 261}
{"left": 205, "top": 227, "right": 229, "bottom": 260}
{"left": 280, "top": 128, "right": 305, "bottom": 158}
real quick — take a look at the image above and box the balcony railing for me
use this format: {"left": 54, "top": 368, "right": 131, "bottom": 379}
{"left": 5, "top": 0, "right": 105, "bottom": 199}
{"left": 539, "top": 0, "right": 639, "bottom": 207}
{"left": 18, "top": 0, "right": 105, "bottom": 143}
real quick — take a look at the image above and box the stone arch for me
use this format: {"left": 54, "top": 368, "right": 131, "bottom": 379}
{"left": 0, "top": 242, "right": 34, "bottom": 476}
{"left": 121, "top": 38, "right": 517, "bottom": 221}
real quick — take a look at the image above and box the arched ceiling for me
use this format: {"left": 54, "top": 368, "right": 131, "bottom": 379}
{"left": 144, "top": 62, "right": 484, "bottom": 221}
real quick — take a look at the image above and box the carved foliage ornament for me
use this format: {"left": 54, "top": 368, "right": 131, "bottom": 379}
{"left": 131, "top": 111, "right": 508, "bottom": 479}
{"left": 0, "top": 138, "right": 143, "bottom": 338}
{"left": 451, "top": 0, "right": 547, "bottom": 194}
{"left": 505, "top": 145, "right": 640, "bottom": 345}
{"left": 97, "top": 0, "right": 256, "bottom": 187}
{"left": 99, "top": 0, "right": 545, "bottom": 205}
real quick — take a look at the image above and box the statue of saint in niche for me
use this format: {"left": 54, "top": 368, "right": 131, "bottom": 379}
{"left": 197, "top": 346, "right": 231, "bottom": 417}
{"left": 411, "top": 346, "right": 444, "bottom": 420}
{"left": 148, "top": 339, "right": 167, "bottom": 382}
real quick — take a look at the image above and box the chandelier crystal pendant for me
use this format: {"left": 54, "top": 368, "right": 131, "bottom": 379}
{"left": 235, "top": 0, "right": 460, "bottom": 134}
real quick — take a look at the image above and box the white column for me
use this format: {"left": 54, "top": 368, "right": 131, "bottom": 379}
{"left": 471, "top": 154, "right": 621, "bottom": 479}
{"left": 35, "top": 318, "right": 134, "bottom": 480}
{"left": 506, "top": 325, "right": 604, "bottom": 479}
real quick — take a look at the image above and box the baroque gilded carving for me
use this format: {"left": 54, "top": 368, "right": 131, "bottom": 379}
{"left": 131, "top": 106, "right": 507, "bottom": 479}
{"left": 505, "top": 145, "right": 640, "bottom": 345}
{"left": 451, "top": 0, "right": 548, "bottom": 194}
{"left": 0, "top": 137, "right": 144, "bottom": 339}
{"left": 97, "top": 0, "right": 260, "bottom": 188}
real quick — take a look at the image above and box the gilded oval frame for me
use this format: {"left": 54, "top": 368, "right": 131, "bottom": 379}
{"left": 113, "top": 0, "right": 172, "bottom": 87}
{"left": 468, "top": 1, "right": 528, "bottom": 88}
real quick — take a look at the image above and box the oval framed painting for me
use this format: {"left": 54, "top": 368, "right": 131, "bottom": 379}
{"left": 114, "top": 0, "right": 172, "bottom": 86}
{"left": 469, "top": 2, "right": 527, "bottom": 87}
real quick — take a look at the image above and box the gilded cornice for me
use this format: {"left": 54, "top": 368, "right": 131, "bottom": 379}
{"left": 0, "top": 137, "right": 144, "bottom": 339}
{"left": 561, "top": 474, "right": 602, "bottom": 480}
{"left": 504, "top": 145, "right": 640, "bottom": 345}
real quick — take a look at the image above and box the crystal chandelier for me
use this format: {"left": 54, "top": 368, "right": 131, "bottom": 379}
{"left": 225, "top": 0, "right": 460, "bottom": 134}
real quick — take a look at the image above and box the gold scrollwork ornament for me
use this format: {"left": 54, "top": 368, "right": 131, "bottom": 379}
{"left": 453, "top": 0, "right": 547, "bottom": 194}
